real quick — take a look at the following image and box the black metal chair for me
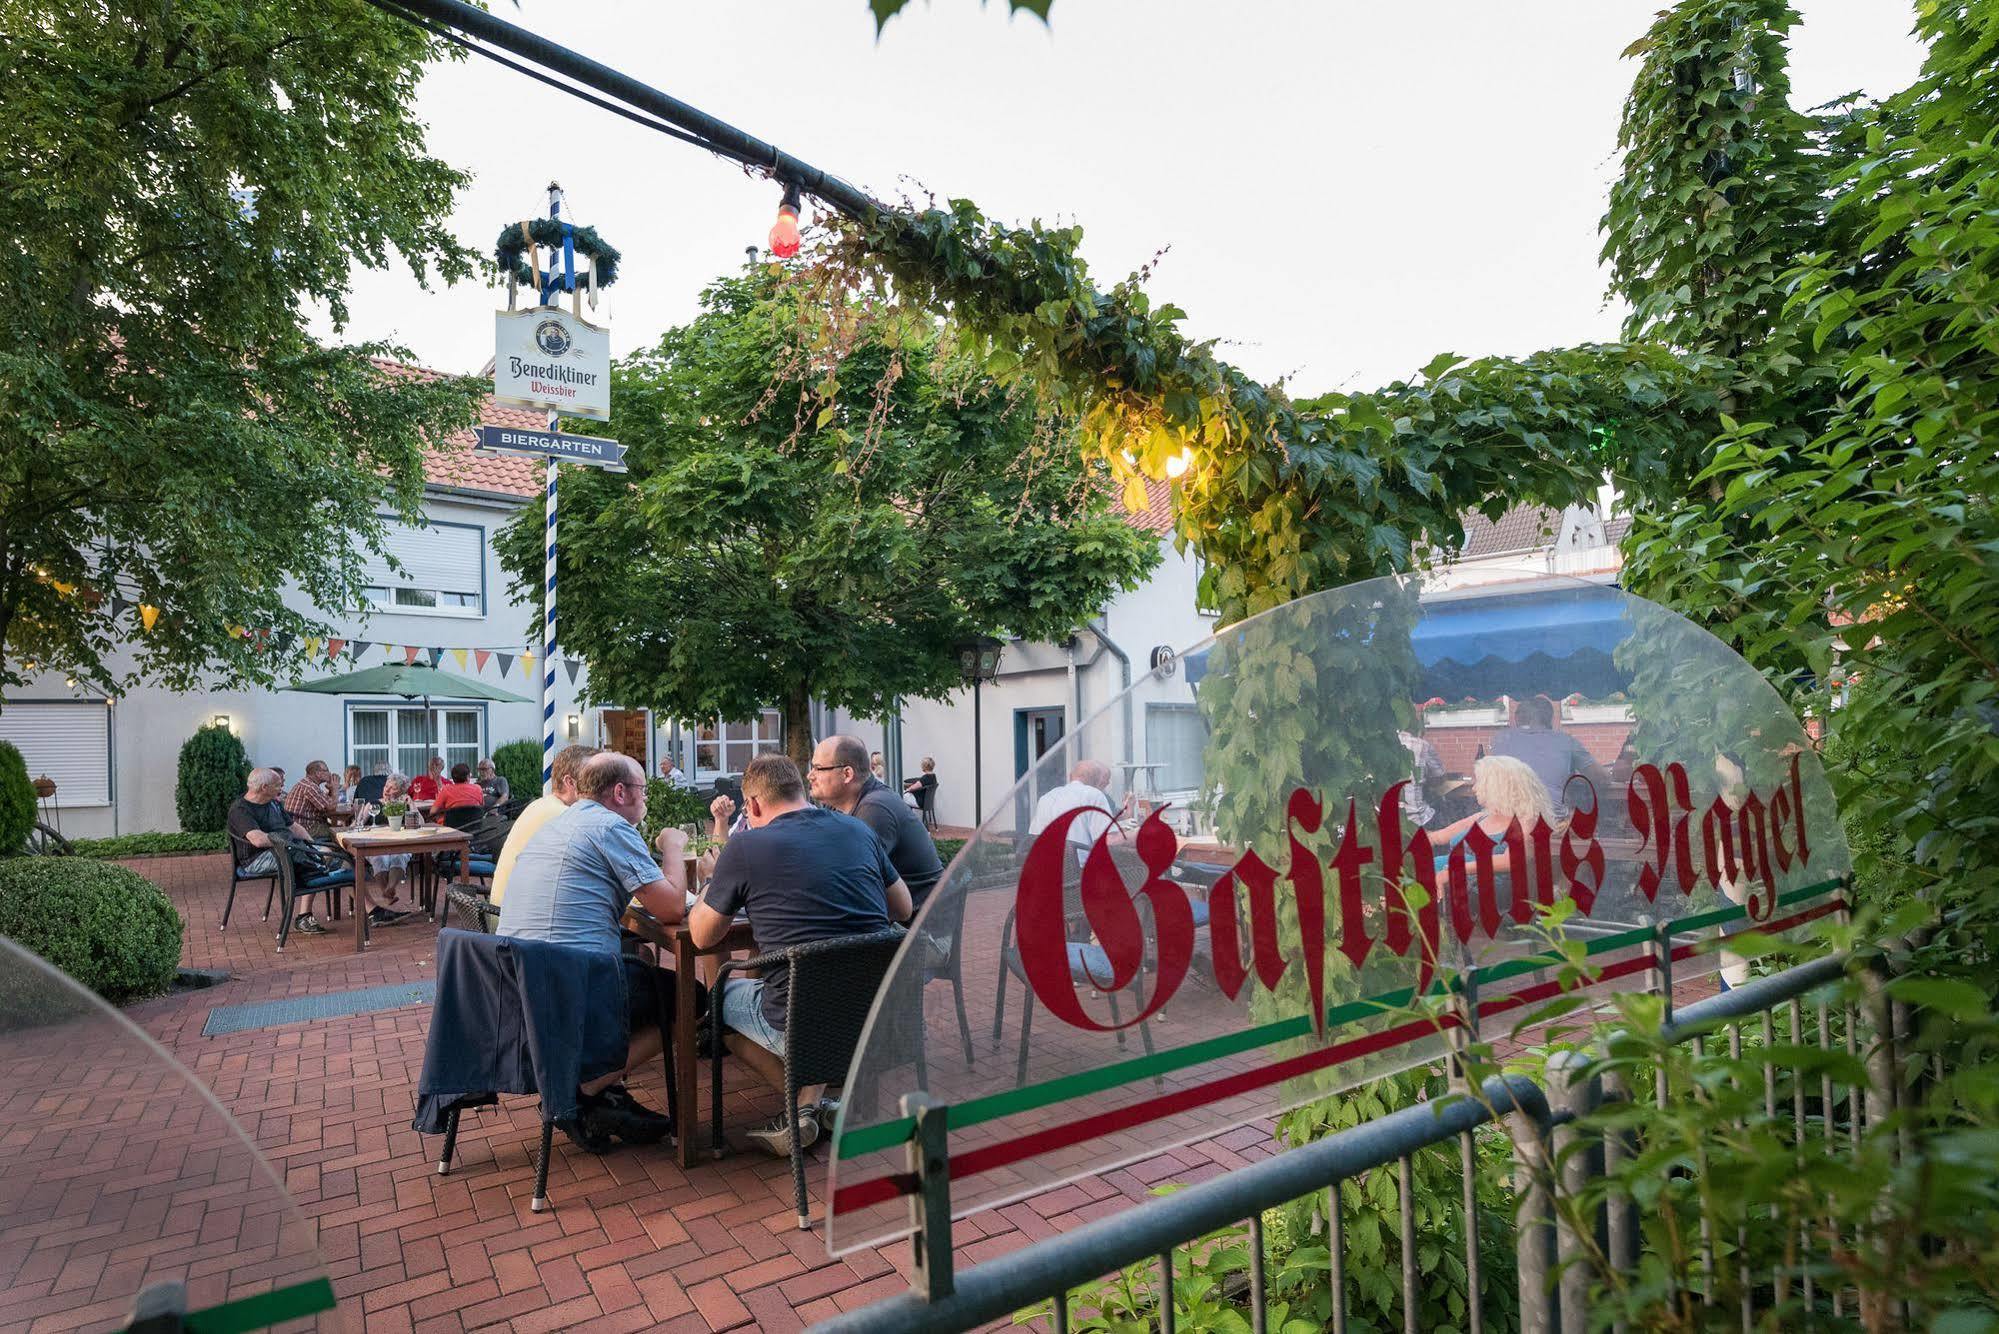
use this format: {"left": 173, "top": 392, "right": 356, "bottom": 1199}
{"left": 266, "top": 835, "right": 355, "bottom": 953}
{"left": 221, "top": 832, "right": 277, "bottom": 931}
{"left": 913, "top": 888, "right": 974, "bottom": 1068}
{"left": 354, "top": 773, "right": 388, "bottom": 807}
{"left": 709, "top": 927, "right": 907, "bottom": 1229}
{"left": 992, "top": 906, "right": 1157, "bottom": 1086}
{"left": 429, "top": 806, "right": 501, "bottom": 918}
{"left": 914, "top": 778, "right": 939, "bottom": 831}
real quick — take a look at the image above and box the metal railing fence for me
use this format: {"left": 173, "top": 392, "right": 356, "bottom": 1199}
{"left": 820, "top": 936, "right": 1909, "bottom": 1334}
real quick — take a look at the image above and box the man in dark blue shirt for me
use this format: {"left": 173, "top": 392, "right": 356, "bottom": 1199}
{"left": 691, "top": 754, "right": 911, "bottom": 1157}
{"left": 808, "top": 733, "right": 943, "bottom": 912}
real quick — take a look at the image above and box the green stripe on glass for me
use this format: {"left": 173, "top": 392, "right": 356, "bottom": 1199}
{"left": 836, "top": 876, "right": 1845, "bottom": 1160}
{"left": 184, "top": 1276, "right": 338, "bottom": 1334}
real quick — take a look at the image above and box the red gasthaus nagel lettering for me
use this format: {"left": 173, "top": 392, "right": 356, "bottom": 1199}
{"left": 1014, "top": 755, "right": 1813, "bottom": 1033}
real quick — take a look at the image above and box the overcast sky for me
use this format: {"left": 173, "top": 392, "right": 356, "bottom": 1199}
{"left": 324, "top": 0, "right": 1925, "bottom": 397}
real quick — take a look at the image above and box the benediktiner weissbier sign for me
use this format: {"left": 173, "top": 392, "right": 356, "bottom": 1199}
{"left": 493, "top": 306, "right": 610, "bottom": 422}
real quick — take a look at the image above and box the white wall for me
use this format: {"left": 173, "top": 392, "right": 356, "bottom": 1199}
{"left": 5, "top": 490, "right": 598, "bottom": 839}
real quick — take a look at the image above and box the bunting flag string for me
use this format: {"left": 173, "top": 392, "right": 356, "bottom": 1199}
{"left": 349, "top": 640, "right": 370, "bottom": 661}
{"left": 327, "top": 638, "right": 346, "bottom": 660}
{"left": 564, "top": 658, "right": 582, "bottom": 685}
{"left": 474, "top": 649, "right": 491, "bottom": 672}
{"left": 451, "top": 649, "right": 469, "bottom": 671}
{"left": 111, "top": 605, "right": 594, "bottom": 678}
{"left": 496, "top": 652, "right": 515, "bottom": 678}
{"left": 427, "top": 647, "right": 444, "bottom": 669}
{"left": 403, "top": 646, "right": 421, "bottom": 666}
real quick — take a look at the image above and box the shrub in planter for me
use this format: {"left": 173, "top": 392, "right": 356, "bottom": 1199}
{"left": 491, "top": 738, "right": 543, "bottom": 806}
{"left": 175, "top": 724, "right": 250, "bottom": 833}
{"left": 642, "top": 779, "right": 715, "bottom": 849}
{"left": 0, "top": 740, "right": 33, "bottom": 855}
{"left": 0, "top": 858, "right": 183, "bottom": 1002}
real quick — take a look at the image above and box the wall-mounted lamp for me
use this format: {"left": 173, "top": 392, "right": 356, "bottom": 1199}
{"left": 566, "top": 713, "right": 582, "bottom": 740}
{"left": 212, "top": 713, "right": 232, "bottom": 731}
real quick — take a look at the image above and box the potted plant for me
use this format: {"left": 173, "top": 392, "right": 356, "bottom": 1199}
{"left": 381, "top": 798, "right": 410, "bottom": 830}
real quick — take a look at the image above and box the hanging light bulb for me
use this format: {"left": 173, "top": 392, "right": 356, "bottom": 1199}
{"left": 1164, "top": 447, "right": 1193, "bottom": 479}
{"left": 769, "top": 182, "right": 803, "bottom": 259}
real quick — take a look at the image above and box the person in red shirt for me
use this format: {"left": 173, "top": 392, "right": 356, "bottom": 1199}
{"left": 430, "top": 762, "right": 486, "bottom": 815}
{"left": 408, "top": 755, "right": 446, "bottom": 803}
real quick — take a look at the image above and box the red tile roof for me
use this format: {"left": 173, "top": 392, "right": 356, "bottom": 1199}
{"left": 1124, "top": 474, "right": 1178, "bottom": 535}
{"left": 370, "top": 358, "right": 549, "bottom": 501}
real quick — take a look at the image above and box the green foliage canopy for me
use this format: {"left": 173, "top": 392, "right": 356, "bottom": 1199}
{"left": 0, "top": 742, "right": 34, "bottom": 855}
{"left": 0, "top": 0, "right": 484, "bottom": 697}
{"left": 496, "top": 267, "right": 1159, "bottom": 760}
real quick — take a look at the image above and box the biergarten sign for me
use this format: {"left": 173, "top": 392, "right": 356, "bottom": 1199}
{"left": 492, "top": 306, "right": 611, "bottom": 422}
{"left": 475, "top": 424, "right": 626, "bottom": 472}
{"left": 822, "top": 575, "right": 1853, "bottom": 1255}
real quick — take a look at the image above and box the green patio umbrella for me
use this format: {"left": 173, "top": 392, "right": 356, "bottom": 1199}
{"left": 285, "top": 663, "right": 533, "bottom": 769}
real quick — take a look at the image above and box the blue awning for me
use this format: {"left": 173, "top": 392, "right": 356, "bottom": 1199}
{"left": 1180, "top": 583, "right": 1633, "bottom": 700}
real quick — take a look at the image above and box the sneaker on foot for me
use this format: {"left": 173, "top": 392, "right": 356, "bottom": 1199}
{"left": 558, "top": 1111, "right": 614, "bottom": 1155}
{"left": 813, "top": 1097, "right": 841, "bottom": 1137}
{"left": 746, "top": 1110, "right": 818, "bottom": 1158}
{"left": 293, "top": 914, "right": 328, "bottom": 935}
{"left": 584, "top": 1085, "right": 673, "bottom": 1145}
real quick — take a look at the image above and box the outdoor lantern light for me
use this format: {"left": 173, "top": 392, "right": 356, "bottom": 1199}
{"left": 566, "top": 713, "right": 582, "bottom": 740}
{"left": 953, "top": 635, "right": 1006, "bottom": 827}
{"left": 1165, "top": 447, "right": 1193, "bottom": 479}
{"left": 769, "top": 182, "right": 802, "bottom": 258}
{"left": 212, "top": 713, "right": 231, "bottom": 730}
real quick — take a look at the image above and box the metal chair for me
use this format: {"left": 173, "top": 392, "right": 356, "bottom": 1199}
{"left": 221, "top": 832, "right": 277, "bottom": 931}
{"left": 709, "top": 927, "right": 907, "bottom": 1229}
{"left": 431, "top": 807, "right": 503, "bottom": 922}
{"left": 992, "top": 906, "right": 1157, "bottom": 1086}
{"left": 446, "top": 885, "right": 501, "bottom": 934}
{"left": 266, "top": 836, "right": 354, "bottom": 953}
{"left": 913, "top": 887, "right": 974, "bottom": 1068}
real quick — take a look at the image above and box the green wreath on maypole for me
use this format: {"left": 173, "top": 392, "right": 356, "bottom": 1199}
{"left": 494, "top": 218, "right": 623, "bottom": 289}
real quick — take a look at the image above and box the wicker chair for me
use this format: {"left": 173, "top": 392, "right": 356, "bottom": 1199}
{"left": 446, "top": 885, "right": 501, "bottom": 935}
{"left": 709, "top": 927, "right": 907, "bottom": 1229}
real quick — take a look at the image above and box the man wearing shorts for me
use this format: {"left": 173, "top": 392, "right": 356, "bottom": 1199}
{"left": 688, "top": 754, "right": 911, "bottom": 1156}
{"left": 498, "top": 751, "right": 696, "bottom": 1151}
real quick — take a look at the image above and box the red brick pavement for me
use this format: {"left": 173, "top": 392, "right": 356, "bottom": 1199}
{"left": 0, "top": 854, "right": 1296, "bottom": 1333}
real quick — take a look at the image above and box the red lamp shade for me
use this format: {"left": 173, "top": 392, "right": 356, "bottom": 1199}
{"left": 769, "top": 203, "right": 801, "bottom": 258}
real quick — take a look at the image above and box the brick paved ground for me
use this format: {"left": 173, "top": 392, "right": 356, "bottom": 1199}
{"left": 1, "top": 854, "right": 1293, "bottom": 1334}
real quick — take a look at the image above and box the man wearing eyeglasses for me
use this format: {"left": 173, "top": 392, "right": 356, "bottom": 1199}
{"left": 498, "top": 751, "right": 696, "bottom": 1152}
{"left": 807, "top": 734, "right": 942, "bottom": 915}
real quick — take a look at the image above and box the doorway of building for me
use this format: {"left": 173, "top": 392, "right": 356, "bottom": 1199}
{"left": 599, "top": 709, "right": 650, "bottom": 773}
{"left": 1014, "top": 707, "right": 1067, "bottom": 791}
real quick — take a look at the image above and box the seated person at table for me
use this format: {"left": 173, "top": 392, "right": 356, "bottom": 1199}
{"left": 490, "top": 743, "right": 598, "bottom": 908}
{"left": 355, "top": 774, "right": 424, "bottom": 920}
{"left": 1491, "top": 695, "right": 1610, "bottom": 823}
{"left": 431, "top": 762, "right": 486, "bottom": 816}
{"left": 498, "top": 751, "right": 694, "bottom": 1148}
{"left": 689, "top": 754, "right": 911, "bottom": 1157}
{"left": 475, "top": 757, "right": 510, "bottom": 808}
{"left": 1427, "top": 755, "right": 1555, "bottom": 881}
{"left": 339, "top": 764, "right": 363, "bottom": 808}
{"left": 809, "top": 734, "right": 942, "bottom": 915}
{"left": 1028, "top": 759, "right": 1120, "bottom": 867}
{"left": 229, "top": 769, "right": 334, "bottom": 935}
{"left": 408, "top": 756, "right": 446, "bottom": 804}
{"left": 283, "top": 759, "right": 340, "bottom": 840}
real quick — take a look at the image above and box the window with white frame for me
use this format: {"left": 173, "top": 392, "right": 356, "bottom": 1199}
{"left": 358, "top": 519, "right": 484, "bottom": 616}
{"left": 0, "top": 701, "right": 111, "bottom": 807}
{"left": 1144, "top": 703, "right": 1207, "bottom": 795}
{"left": 690, "top": 709, "right": 783, "bottom": 776}
{"left": 349, "top": 707, "right": 482, "bottom": 779}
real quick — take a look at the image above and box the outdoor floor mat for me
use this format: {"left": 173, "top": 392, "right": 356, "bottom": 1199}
{"left": 203, "top": 980, "right": 436, "bottom": 1037}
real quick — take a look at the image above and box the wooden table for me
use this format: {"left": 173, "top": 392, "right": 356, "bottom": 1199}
{"left": 336, "top": 826, "right": 470, "bottom": 954}
{"left": 622, "top": 896, "right": 756, "bottom": 1168}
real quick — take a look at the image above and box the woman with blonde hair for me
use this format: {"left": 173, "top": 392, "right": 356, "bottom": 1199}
{"left": 1429, "top": 754, "right": 1557, "bottom": 875}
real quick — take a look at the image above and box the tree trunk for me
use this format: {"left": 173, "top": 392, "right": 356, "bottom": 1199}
{"left": 783, "top": 680, "right": 814, "bottom": 768}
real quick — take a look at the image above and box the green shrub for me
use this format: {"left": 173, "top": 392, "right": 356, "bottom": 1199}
{"left": 0, "top": 740, "right": 33, "bottom": 855}
{"left": 0, "top": 857, "right": 183, "bottom": 1002}
{"left": 491, "top": 738, "right": 543, "bottom": 805}
{"left": 72, "top": 831, "right": 228, "bottom": 860}
{"left": 642, "top": 778, "right": 717, "bottom": 848}
{"left": 933, "top": 837, "right": 965, "bottom": 864}
{"left": 174, "top": 725, "right": 249, "bottom": 833}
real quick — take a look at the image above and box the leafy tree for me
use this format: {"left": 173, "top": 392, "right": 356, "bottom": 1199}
{"left": 0, "top": 0, "right": 485, "bottom": 698}
{"left": 174, "top": 724, "right": 249, "bottom": 835}
{"left": 490, "top": 738, "right": 543, "bottom": 805}
{"left": 496, "top": 267, "right": 1159, "bottom": 763}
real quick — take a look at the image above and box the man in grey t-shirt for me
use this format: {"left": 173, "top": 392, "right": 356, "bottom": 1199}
{"left": 808, "top": 734, "right": 942, "bottom": 913}
{"left": 1490, "top": 695, "right": 1611, "bottom": 822}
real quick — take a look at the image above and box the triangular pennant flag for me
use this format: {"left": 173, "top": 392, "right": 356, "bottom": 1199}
{"left": 326, "top": 638, "right": 346, "bottom": 660}
{"left": 496, "top": 652, "right": 514, "bottom": 678}
{"left": 521, "top": 651, "right": 536, "bottom": 677}
{"left": 110, "top": 596, "right": 131, "bottom": 617}
{"left": 452, "top": 648, "right": 468, "bottom": 671}
{"left": 404, "top": 645, "right": 420, "bottom": 666}
{"left": 474, "top": 649, "right": 491, "bottom": 673}
{"left": 304, "top": 637, "right": 320, "bottom": 658}
{"left": 140, "top": 604, "right": 160, "bottom": 633}
{"left": 427, "top": 646, "right": 444, "bottom": 669}
{"left": 273, "top": 630, "right": 296, "bottom": 654}
{"left": 565, "top": 658, "right": 582, "bottom": 685}
{"left": 349, "top": 640, "right": 370, "bottom": 660}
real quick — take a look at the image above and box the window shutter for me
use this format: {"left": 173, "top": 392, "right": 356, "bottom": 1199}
{"left": 0, "top": 702, "right": 111, "bottom": 807}
{"left": 360, "top": 521, "right": 483, "bottom": 596}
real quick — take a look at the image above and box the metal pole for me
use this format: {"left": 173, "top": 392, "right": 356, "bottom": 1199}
{"left": 972, "top": 677, "right": 982, "bottom": 828}
{"left": 539, "top": 186, "right": 567, "bottom": 795}
{"left": 904, "top": 1094, "right": 955, "bottom": 1302}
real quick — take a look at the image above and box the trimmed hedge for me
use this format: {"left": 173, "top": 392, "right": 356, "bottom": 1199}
{"left": 72, "top": 831, "right": 228, "bottom": 860}
{"left": 491, "top": 738, "right": 542, "bottom": 805}
{"left": 933, "top": 837, "right": 965, "bottom": 864}
{"left": 0, "top": 740, "right": 33, "bottom": 855}
{"left": 175, "top": 724, "right": 249, "bottom": 833}
{"left": 0, "top": 857, "right": 183, "bottom": 1002}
